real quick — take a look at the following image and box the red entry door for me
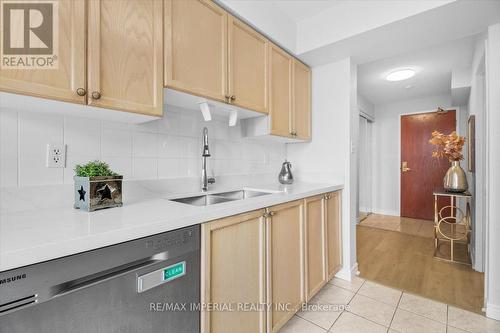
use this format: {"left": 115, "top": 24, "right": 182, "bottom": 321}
{"left": 401, "top": 110, "right": 456, "bottom": 220}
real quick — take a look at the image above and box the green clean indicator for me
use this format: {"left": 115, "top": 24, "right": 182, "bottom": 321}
{"left": 163, "top": 261, "right": 186, "bottom": 282}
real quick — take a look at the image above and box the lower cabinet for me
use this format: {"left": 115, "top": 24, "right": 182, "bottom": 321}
{"left": 266, "top": 200, "right": 305, "bottom": 333}
{"left": 326, "top": 191, "right": 343, "bottom": 279}
{"left": 200, "top": 191, "right": 341, "bottom": 333}
{"left": 305, "top": 195, "right": 327, "bottom": 301}
{"left": 201, "top": 210, "right": 266, "bottom": 333}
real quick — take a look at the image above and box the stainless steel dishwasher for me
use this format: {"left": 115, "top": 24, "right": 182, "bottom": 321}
{"left": 0, "top": 225, "right": 200, "bottom": 333}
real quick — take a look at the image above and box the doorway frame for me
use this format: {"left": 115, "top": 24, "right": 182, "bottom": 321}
{"left": 358, "top": 111, "right": 374, "bottom": 223}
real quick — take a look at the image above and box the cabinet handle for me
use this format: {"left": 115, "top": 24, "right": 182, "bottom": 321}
{"left": 76, "top": 88, "right": 87, "bottom": 96}
{"left": 230, "top": 95, "right": 236, "bottom": 101}
{"left": 91, "top": 91, "right": 101, "bottom": 100}
{"left": 263, "top": 210, "right": 276, "bottom": 218}
{"left": 224, "top": 95, "right": 231, "bottom": 102}
{"left": 291, "top": 130, "right": 297, "bottom": 136}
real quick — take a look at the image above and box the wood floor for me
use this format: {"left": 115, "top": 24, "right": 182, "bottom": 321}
{"left": 360, "top": 214, "right": 435, "bottom": 238}
{"left": 357, "top": 223, "right": 484, "bottom": 314}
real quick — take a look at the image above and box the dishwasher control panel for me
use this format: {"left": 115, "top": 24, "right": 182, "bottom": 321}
{"left": 145, "top": 229, "right": 195, "bottom": 251}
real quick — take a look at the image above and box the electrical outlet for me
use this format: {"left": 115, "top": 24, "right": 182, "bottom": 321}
{"left": 46, "top": 143, "right": 66, "bottom": 168}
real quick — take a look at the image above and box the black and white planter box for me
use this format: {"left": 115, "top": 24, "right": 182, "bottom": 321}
{"left": 74, "top": 176, "right": 123, "bottom": 212}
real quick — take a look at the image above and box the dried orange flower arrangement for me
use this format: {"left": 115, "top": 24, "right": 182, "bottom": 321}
{"left": 429, "top": 131, "right": 466, "bottom": 161}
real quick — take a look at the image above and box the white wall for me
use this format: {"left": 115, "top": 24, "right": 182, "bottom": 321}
{"left": 0, "top": 104, "right": 285, "bottom": 188}
{"left": 371, "top": 94, "right": 465, "bottom": 216}
{"left": 287, "top": 57, "right": 358, "bottom": 280}
{"left": 468, "top": 33, "right": 487, "bottom": 273}
{"left": 358, "top": 93, "right": 375, "bottom": 119}
{"left": 216, "top": 0, "right": 297, "bottom": 53}
{"left": 297, "top": 1, "right": 453, "bottom": 54}
{"left": 485, "top": 22, "right": 500, "bottom": 321}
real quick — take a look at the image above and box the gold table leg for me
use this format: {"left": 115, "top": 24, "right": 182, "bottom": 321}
{"left": 434, "top": 195, "right": 438, "bottom": 254}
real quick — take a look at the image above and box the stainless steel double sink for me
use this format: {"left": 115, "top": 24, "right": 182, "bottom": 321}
{"left": 170, "top": 189, "right": 278, "bottom": 206}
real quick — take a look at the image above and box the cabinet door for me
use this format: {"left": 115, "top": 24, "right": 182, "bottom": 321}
{"left": 87, "top": 0, "right": 163, "bottom": 116}
{"left": 228, "top": 15, "right": 268, "bottom": 113}
{"left": 267, "top": 200, "right": 305, "bottom": 333}
{"left": 293, "top": 60, "right": 311, "bottom": 140}
{"left": 201, "top": 210, "right": 266, "bottom": 333}
{"left": 269, "top": 44, "right": 292, "bottom": 138}
{"left": 0, "top": 0, "right": 86, "bottom": 104}
{"left": 305, "top": 195, "right": 327, "bottom": 301}
{"left": 165, "top": 0, "right": 227, "bottom": 102}
{"left": 326, "top": 191, "right": 342, "bottom": 279}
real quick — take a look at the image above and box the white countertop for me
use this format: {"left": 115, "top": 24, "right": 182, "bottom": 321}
{"left": 0, "top": 180, "right": 342, "bottom": 272}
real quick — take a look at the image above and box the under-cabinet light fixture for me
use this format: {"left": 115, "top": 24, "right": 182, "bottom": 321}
{"left": 229, "top": 110, "right": 238, "bottom": 127}
{"left": 198, "top": 100, "right": 212, "bottom": 121}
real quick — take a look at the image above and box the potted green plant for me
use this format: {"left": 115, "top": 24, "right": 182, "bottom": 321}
{"left": 74, "top": 160, "right": 123, "bottom": 212}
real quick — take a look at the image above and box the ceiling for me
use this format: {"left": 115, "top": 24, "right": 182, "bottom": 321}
{"left": 268, "top": 0, "right": 341, "bottom": 23}
{"left": 357, "top": 34, "right": 478, "bottom": 105}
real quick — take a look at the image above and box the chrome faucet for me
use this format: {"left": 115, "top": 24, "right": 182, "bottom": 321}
{"left": 201, "top": 127, "right": 215, "bottom": 191}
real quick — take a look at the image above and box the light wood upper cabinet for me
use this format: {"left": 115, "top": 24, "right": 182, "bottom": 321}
{"left": 201, "top": 210, "right": 266, "bottom": 333}
{"left": 305, "top": 195, "right": 327, "bottom": 301}
{"left": 326, "top": 191, "right": 342, "bottom": 279}
{"left": 87, "top": 0, "right": 163, "bottom": 116}
{"left": 269, "top": 44, "right": 293, "bottom": 138}
{"left": 228, "top": 16, "right": 268, "bottom": 113}
{"left": 164, "top": 0, "right": 227, "bottom": 102}
{"left": 293, "top": 60, "right": 311, "bottom": 140}
{"left": 267, "top": 200, "right": 305, "bottom": 333}
{"left": 0, "top": 0, "right": 86, "bottom": 104}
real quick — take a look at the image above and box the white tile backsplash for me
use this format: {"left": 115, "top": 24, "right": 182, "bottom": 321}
{"left": 104, "top": 156, "right": 133, "bottom": 178}
{"left": 157, "top": 158, "right": 179, "bottom": 179}
{"left": 0, "top": 105, "right": 286, "bottom": 188}
{"left": 101, "top": 128, "right": 133, "bottom": 157}
{"left": 133, "top": 131, "right": 158, "bottom": 158}
{"left": 133, "top": 157, "right": 158, "bottom": 179}
{"left": 19, "top": 111, "right": 63, "bottom": 158}
{"left": 64, "top": 117, "right": 101, "bottom": 156}
{"left": 157, "top": 134, "right": 180, "bottom": 158}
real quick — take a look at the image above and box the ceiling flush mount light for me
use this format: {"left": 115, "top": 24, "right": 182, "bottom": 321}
{"left": 386, "top": 68, "right": 416, "bottom": 81}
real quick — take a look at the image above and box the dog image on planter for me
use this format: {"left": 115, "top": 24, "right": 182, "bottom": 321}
{"left": 74, "top": 161, "right": 123, "bottom": 212}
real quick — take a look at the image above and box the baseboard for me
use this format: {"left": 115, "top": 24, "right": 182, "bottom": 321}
{"left": 335, "top": 262, "right": 359, "bottom": 281}
{"left": 371, "top": 209, "right": 399, "bottom": 217}
{"left": 470, "top": 247, "right": 477, "bottom": 270}
{"left": 486, "top": 302, "right": 500, "bottom": 320}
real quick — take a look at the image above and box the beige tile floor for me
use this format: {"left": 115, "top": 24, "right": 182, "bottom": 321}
{"left": 278, "top": 276, "right": 500, "bottom": 333}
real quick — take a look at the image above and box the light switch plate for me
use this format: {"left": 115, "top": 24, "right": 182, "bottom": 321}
{"left": 46, "top": 143, "right": 66, "bottom": 168}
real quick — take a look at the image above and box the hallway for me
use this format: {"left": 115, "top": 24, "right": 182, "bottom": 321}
{"left": 357, "top": 223, "right": 484, "bottom": 314}
{"left": 360, "top": 214, "right": 435, "bottom": 238}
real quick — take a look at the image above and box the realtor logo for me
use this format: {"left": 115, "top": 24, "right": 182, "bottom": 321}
{"left": 1, "top": 0, "right": 58, "bottom": 69}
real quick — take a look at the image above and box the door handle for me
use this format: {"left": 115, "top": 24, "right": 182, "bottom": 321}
{"left": 401, "top": 161, "right": 411, "bottom": 172}
{"left": 52, "top": 252, "right": 168, "bottom": 298}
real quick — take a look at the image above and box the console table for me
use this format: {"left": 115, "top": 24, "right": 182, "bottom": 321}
{"left": 433, "top": 189, "right": 472, "bottom": 265}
